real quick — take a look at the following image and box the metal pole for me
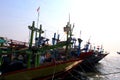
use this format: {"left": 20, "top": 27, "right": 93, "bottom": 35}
{"left": 28, "top": 21, "right": 35, "bottom": 48}
{"left": 35, "top": 9, "right": 40, "bottom": 46}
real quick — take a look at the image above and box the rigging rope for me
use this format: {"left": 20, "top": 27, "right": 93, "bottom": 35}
{"left": 100, "top": 71, "right": 120, "bottom": 75}
{"left": 67, "top": 71, "right": 81, "bottom": 80}
{"left": 52, "top": 59, "right": 56, "bottom": 80}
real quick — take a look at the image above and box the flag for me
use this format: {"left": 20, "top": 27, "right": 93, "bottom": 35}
{"left": 37, "top": 6, "right": 40, "bottom": 12}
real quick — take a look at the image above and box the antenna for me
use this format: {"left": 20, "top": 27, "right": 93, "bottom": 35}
{"left": 88, "top": 36, "right": 91, "bottom": 43}
{"left": 80, "top": 30, "right": 81, "bottom": 38}
{"left": 69, "top": 13, "right": 70, "bottom": 24}
{"left": 35, "top": 6, "right": 40, "bottom": 46}
{"left": 37, "top": 6, "right": 40, "bottom": 28}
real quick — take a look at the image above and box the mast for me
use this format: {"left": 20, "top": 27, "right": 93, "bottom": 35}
{"left": 64, "top": 14, "right": 73, "bottom": 58}
{"left": 27, "top": 21, "right": 35, "bottom": 68}
{"left": 77, "top": 31, "right": 82, "bottom": 56}
{"left": 28, "top": 21, "right": 35, "bottom": 48}
{"left": 28, "top": 21, "right": 43, "bottom": 68}
{"left": 66, "top": 23, "right": 69, "bottom": 55}
{"left": 38, "top": 24, "right": 44, "bottom": 46}
{"left": 52, "top": 33, "right": 56, "bottom": 45}
{"left": 57, "top": 34, "right": 60, "bottom": 43}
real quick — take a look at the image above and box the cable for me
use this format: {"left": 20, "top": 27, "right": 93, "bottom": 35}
{"left": 52, "top": 58, "right": 56, "bottom": 80}
{"left": 67, "top": 70, "right": 81, "bottom": 80}
{"left": 100, "top": 71, "right": 120, "bottom": 76}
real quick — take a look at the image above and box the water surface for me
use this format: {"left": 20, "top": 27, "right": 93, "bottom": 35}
{"left": 87, "top": 53, "right": 120, "bottom": 80}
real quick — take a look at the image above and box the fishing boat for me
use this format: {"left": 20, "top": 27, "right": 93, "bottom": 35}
{"left": 0, "top": 15, "right": 108, "bottom": 79}
{"left": 0, "top": 20, "right": 87, "bottom": 80}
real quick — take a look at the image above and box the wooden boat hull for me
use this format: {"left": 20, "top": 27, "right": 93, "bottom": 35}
{"left": 93, "top": 53, "right": 108, "bottom": 63}
{"left": 79, "top": 51, "right": 94, "bottom": 59}
{"left": 76, "top": 53, "right": 108, "bottom": 72}
{"left": 0, "top": 59, "right": 82, "bottom": 80}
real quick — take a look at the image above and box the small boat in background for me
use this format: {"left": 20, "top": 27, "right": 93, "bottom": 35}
{"left": 117, "top": 52, "right": 120, "bottom": 54}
